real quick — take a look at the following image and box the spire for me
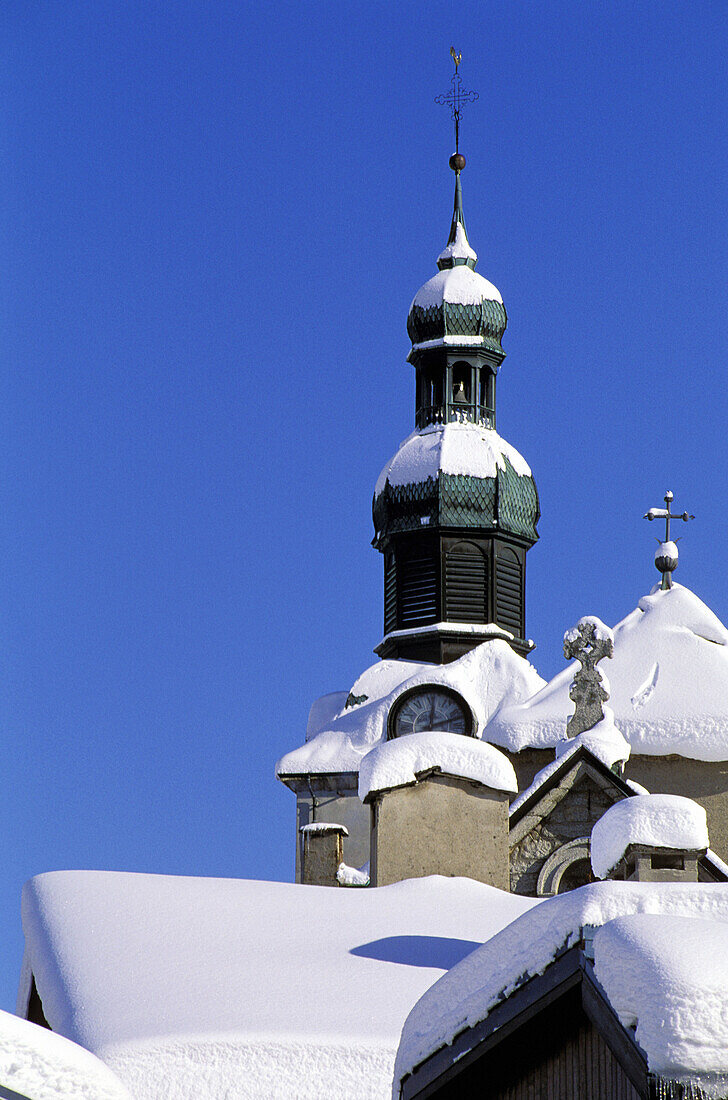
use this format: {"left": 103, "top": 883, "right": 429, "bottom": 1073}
{"left": 435, "top": 52, "right": 479, "bottom": 271}
{"left": 437, "top": 167, "right": 477, "bottom": 270}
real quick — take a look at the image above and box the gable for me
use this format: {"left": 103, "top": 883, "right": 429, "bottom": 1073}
{"left": 509, "top": 753, "right": 630, "bottom": 896}
{"left": 400, "top": 948, "right": 647, "bottom": 1100}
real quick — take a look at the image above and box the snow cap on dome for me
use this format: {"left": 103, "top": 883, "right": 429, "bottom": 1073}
{"left": 374, "top": 421, "right": 531, "bottom": 497}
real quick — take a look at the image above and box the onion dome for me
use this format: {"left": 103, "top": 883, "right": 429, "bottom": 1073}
{"left": 373, "top": 420, "right": 540, "bottom": 547}
{"left": 407, "top": 172, "right": 507, "bottom": 355}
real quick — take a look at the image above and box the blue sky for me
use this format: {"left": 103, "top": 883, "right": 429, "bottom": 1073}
{"left": 1, "top": 1, "right": 727, "bottom": 1011}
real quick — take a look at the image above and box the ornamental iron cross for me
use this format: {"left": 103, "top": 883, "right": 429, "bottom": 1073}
{"left": 644, "top": 490, "right": 694, "bottom": 590}
{"left": 643, "top": 489, "right": 693, "bottom": 543}
{"left": 435, "top": 48, "right": 479, "bottom": 153}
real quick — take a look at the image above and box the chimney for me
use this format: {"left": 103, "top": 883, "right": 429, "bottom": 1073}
{"left": 590, "top": 794, "right": 709, "bottom": 884}
{"left": 299, "top": 823, "right": 348, "bottom": 886}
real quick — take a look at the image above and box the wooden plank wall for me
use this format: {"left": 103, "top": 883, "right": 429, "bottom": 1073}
{"left": 495, "top": 1014, "right": 643, "bottom": 1100}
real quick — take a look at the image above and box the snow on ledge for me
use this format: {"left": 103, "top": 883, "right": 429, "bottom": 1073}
{"left": 359, "top": 731, "right": 517, "bottom": 802}
{"left": 590, "top": 794, "right": 709, "bottom": 879}
{"left": 299, "top": 822, "right": 349, "bottom": 836}
{"left": 553, "top": 710, "right": 630, "bottom": 768}
{"left": 510, "top": 715, "right": 630, "bottom": 817}
{"left": 411, "top": 335, "right": 485, "bottom": 352}
{"left": 377, "top": 621, "right": 514, "bottom": 647}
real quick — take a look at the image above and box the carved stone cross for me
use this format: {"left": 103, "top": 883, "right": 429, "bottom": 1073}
{"left": 563, "top": 617, "right": 614, "bottom": 739}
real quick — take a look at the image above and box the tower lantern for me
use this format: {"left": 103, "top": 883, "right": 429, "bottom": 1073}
{"left": 372, "top": 54, "right": 539, "bottom": 665}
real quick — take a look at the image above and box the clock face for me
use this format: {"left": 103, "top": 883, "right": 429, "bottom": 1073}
{"left": 393, "top": 689, "right": 469, "bottom": 738}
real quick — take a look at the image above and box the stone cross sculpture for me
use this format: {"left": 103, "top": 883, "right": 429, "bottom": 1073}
{"left": 563, "top": 616, "right": 615, "bottom": 739}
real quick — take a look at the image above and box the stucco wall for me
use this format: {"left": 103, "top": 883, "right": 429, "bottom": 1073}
{"left": 624, "top": 755, "right": 728, "bottom": 861}
{"left": 507, "top": 748, "right": 554, "bottom": 795}
{"left": 370, "top": 773, "right": 510, "bottom": 888}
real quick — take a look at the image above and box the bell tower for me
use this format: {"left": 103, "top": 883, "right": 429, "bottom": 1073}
{"left": 372, "top": 75, "right": 539, "bottom": 664}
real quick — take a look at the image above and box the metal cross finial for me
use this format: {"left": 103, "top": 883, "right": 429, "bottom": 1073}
{"left": 435, "top": 49, "right": 478, "bottom": 154}
{"left": 644, "top": 490, "right": 694, "bottom": 590}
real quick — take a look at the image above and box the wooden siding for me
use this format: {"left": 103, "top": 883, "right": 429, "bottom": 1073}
{"left": 402, "top": 953, "right": 650, "bottom": 1100}
{"left": 494, "top": 1013, "right": 643, "bottom": 1100}
{"left": 416, "top": 989, "right": 644, "bottom": 1099}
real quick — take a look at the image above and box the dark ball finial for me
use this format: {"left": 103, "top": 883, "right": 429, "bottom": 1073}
{"left": 449, "top": 153, "right": 466, "bottom": 172}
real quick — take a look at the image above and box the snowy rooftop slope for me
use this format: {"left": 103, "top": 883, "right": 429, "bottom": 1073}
{"left": 305, "top": 661, "right": 426, "bottom": 743}
{"left": 277, "top": 640, "right": 545, "bottom": 776}
{"left": 359, "top": 732, "right": 517, "bottom": 802}
{"left": 394, "top": 881, "right": 728, "bottom": 1092}
{"left": 21, "top": 871, "right": 536, "bottom": 1100}
{"left": 594, "top": 914, "right": 728, "bottom": 1091}
{"left": 410, "top": 264, "right": 502, "bottom": 311}
{"left": 487, "top": 584, "right": 728, "bottom": 760}
{"left": 375, "top": 421, "right": 531, "bottom": 497}
{"left": 590, "top": 794, "right": 709, "bottom": 879}
{"left": 0, "top": 1006, "right": 131, "bottom": 1100}
{"left": 306, "top": 691, "right": 348, "bottom": 741}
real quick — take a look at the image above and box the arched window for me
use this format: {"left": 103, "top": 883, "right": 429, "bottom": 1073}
{"left": 445, "top": 541, "right": 488, "bottom": 624}
{"left": 536, "top": 838, "right": 593, "bottom": 897}
{"left": 452, "top": 361, "right": 472, "bottom": 405}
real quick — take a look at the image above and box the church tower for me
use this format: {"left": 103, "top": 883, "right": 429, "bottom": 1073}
{"left": 372, "top": 157, "right": 539, "bottom": 663}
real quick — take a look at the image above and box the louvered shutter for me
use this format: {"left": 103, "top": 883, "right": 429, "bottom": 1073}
{"left": 398, "top": 554, "right": 437, "bottom": 626}
{"left": 384, "top": 553, "right": 397, "bottom": 635}
{"left": 496, "top": 548, "right": 522, "bottom": 636}
{"left": 445, "top": 543, "right": 487, "bottom": 623}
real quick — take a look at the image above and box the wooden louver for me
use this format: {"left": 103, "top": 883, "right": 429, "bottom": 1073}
{"left": 496, "top": 548, "right": 522, "bottom": 637}
{"left": 445, "top": 544, "right": 488, "bottom": 623}
{"left": 398, "top": 554, "right": 438, "bottom": 627}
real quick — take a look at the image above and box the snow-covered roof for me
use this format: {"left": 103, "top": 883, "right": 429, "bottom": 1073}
{"left": 20, "top": 871, "right": 536, "bottom": 1100}
{"left": 0, "top": 1006, "right": 131, "bottom": 1099}
{"left": 410, "top": 264, "right": 502, "bottom": 312}
{"left": 358, "top": 731, "right": 517, "bottom": 802}
{"left": 486, "top": 584, "right": 728, "bottom": 761}
{"left": 374, "top": 421, "right": 532, "bottom": 497}
{"left": 393, "top": 881, "right": 728, "bottom": 1092}
{"left": 436, "top": 222, "right": 477, "bottom": 267}
{"left": 277, "top": 640, "right": 545, "bottom": 777}
{"left": 594, "top": 913, "right": 728, "bottom": 1090}
{"left": 590, "top": 794, "right": 709, "bottom": 879}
